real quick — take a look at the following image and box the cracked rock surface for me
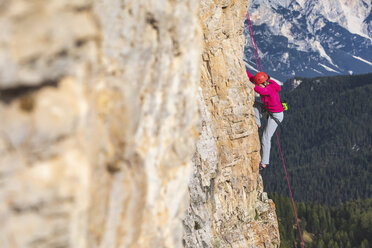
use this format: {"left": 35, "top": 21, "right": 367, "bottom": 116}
{"left": 183, "top": 1, "right": 279, "bottom": 247}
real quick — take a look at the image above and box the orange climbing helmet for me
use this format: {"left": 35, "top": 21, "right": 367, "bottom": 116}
{"left": 253, "top": 72, "right": 269, "bottom": 85}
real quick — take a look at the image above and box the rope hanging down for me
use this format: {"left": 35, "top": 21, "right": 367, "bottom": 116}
{"left": 246, "top": 11, "right": 306, "bottom": 248}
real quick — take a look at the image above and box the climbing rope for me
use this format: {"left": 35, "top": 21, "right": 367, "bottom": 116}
{"left": 246, "top": 11, "right": 262, "bottom": 72}
{"left": 246, "top": 11, "right": 306, "bottom": 248}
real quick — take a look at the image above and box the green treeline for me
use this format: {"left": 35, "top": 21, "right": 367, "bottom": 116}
{"left": 262, "top": 73, "right": 372, "bottom": 205}
{"left": 271, "top": 193, "right": 372, "bottom": 248}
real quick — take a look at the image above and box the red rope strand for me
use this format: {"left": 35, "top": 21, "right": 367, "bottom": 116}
{"left": 276, "top": 132, "right": 306, "bottom": 248}
{"left": 246, "top": 12, "right": 263, "bottom": 72}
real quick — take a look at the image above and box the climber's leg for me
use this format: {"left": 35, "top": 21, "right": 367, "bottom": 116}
{"left": 261, "top": 112, "right": 283, "bottom": 165}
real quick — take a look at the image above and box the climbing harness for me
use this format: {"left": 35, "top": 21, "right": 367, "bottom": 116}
{"left": 267, "top": 110, "right": 281, "bottom": 126}
{"left": 246, "top": 11, "right": 305, "bottom": 248}
{"left": 254, "top": 100, "right": 283, "bottom": 126}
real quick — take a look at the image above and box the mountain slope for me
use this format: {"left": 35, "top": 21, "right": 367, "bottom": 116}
{"left": 244, "top": 0, "right": 372, "bottom": 82}
{"left": 261, "top": 73, "right": 372, "bottom": 205}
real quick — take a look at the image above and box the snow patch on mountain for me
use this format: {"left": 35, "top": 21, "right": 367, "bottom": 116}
{"left": 319, "top": 63, "right": 340, "bottom": 73}
{"left": 312, "top": 41, "right": 335, "bottom": 66}
{"left": 296, "top": 0, "right": 307, "bottom": 9}
{"left": 293, "top": 79, "right": 302, "bottom": 88}
{"left": 313, "top": 17, "right": 326, "bottom": 32}
{"left": 281, "top": 52, "right": 289, "bottom": 63}
{"left": 312, "top": 68, "right": 323, "bottom": 74}
{"left": 352, "top": 55, "right": 372, "bottom": 66}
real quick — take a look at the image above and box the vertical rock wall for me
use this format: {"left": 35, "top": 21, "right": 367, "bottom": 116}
{"left": 0, "top": 0, "right": 279, "bottom": 247}
{"left": 183, "top": 0, "right": 280, "bottom": 247}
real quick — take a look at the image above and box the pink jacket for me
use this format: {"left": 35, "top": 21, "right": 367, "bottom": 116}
{"left": 246, "top": 71, "right": 284, "bottom": 113}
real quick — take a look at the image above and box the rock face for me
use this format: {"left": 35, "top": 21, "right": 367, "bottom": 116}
{"left": 0, "top": 0, "right": 278, "bottom": 247}
{"left": 183, "top": 1, "right": 279, "bottom": 247}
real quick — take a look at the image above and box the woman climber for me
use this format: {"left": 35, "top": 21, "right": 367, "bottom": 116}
{"left": 246, "top": 70, "right": 284, "bottom": 170}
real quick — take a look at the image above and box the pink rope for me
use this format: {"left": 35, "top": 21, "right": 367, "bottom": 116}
{"left": 246, "top": 10, "right": 305, "bottom": 248}
{"left": 246, "top": 12, "right": 260, "bottom": 71}
{"left": 246, "top": 12, "right": 263, "bottom": 72}
{"left": 276, "top": 132, "right": 306, "bottom": 248}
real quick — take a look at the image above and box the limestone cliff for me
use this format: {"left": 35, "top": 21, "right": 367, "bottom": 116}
{"left": 183, "top": 1, "right": 279, "bottom": 247}
{"left": 0, "top": 0, "right": 278, "bottom": 247}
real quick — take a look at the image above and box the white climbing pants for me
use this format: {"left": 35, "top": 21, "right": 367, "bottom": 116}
{"left": 254, "top": 102, "right": 283, "bottom": 165}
